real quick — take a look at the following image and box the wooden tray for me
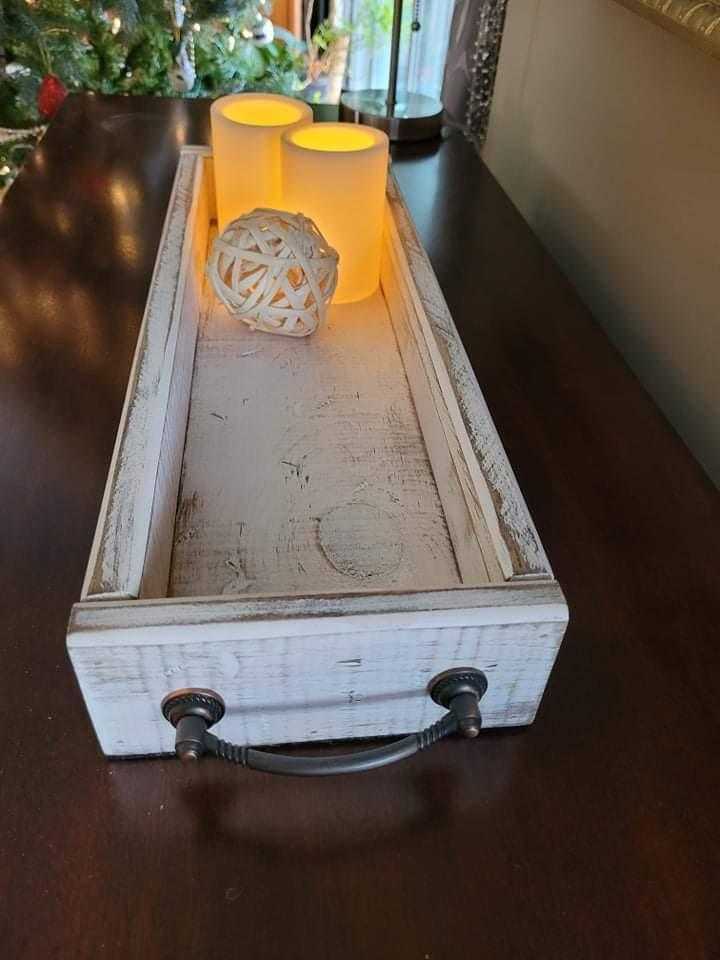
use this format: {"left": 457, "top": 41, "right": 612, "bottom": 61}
{"left": 67, "top": 147, "right": 568, "bottom": 757}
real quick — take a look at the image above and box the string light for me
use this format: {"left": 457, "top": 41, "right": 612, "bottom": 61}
{"left": 111, "top": 17, "right": 121, "bottom": 35}
{"left": 192, "top": 21, "right": 200, "bottom": 31}
{"left": 227, "top": 35, "right": 236, "bottom": 52}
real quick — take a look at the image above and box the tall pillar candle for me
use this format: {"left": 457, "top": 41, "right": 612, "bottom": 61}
{"left": 210, "top": 93, "right": 313, "bottom": 232}
{"left": 281, "top": 124, "right": 389, "bottom": 303}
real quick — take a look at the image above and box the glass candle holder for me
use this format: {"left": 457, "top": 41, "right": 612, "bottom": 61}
{"left": 211, "top": 93, "right": 313, "bottom": 232}
{"left": 281, "top": 123, "right": 389, "bottom": 304}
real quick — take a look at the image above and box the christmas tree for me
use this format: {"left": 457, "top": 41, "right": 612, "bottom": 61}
{"left": 0, "top": 0, "right": 306, "bottom": 187}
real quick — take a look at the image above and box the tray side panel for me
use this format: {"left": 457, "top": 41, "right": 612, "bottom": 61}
{"left": 68, "top": 584, "right": 567, "bottom": 755}
{"left": 140, "top": 171, "right": 212, "bottom": 598}
{"left": 381, "top": 215, "right": 505, "bottom": 585}
{"left": 81, "top": 148, "right": 209, "bottom": 600}
{"left": 386, "top": 173, "right": 553, "bottom": 580}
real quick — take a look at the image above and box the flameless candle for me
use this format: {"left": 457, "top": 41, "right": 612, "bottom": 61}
{"left": 210, "top": 93, "right": 313, "bottom": 232}
{"left": 281, "top": 123, "right": 389, "bottom": 303}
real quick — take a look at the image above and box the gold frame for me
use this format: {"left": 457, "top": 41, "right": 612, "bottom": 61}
{"left": 613, "top": 1, "right": 720, "bottom": 59}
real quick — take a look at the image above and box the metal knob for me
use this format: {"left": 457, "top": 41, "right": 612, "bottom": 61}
{"left": 161, "top": 689, "right": 225, "bottom": 763}
{"left": 428, "top": 667, "right": 488, "bottom": 738}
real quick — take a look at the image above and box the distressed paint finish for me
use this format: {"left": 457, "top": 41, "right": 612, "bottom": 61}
{"left": 386, "top": 174, "right": 552, "bottom": 579}
{"left": 169, "top": 287, "right": 463, "bottom": 597}
{"left": 382, "top": 211, "right": 506, "bottom": 584}
{"left": 82, "top": 148, "right": 209, "bottom": 600}
{"left": 69, "top": 147, "right": 568, "bottom": 756}
{"left": 69, "top": 583, "right": 567, "bottom": 755}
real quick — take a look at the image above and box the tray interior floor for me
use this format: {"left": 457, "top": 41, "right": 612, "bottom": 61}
{"left": 168, "top": 288, "right": 464, "bottom": 597}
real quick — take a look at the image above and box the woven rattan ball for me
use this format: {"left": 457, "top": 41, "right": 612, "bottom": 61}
{"left": 207, "top": 208, "right": 339, "bottom": 337}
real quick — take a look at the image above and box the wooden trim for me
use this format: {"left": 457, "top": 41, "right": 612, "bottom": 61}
{"left": 613, "top": 0, "right": 720, "bottom": 60}
{"left": 68, "top": 580, "right": 567, "bottom": 753}
{"left": 69, "top": 580, "right": 568, "bottom": 647}
{"left": 381, "top": 213, "right": 505, "bottom": 583}
{"left": 82, "top": 150, "right": 209, "bottom": 600}
{"left": 386, "top": 174, "right": 553, "bottom": 579}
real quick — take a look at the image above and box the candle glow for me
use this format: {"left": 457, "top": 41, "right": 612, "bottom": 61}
{"left": 210, "top": 93, "right": 313, "bottom": 232}
{"left": 281, "top": 123, "right": 389, "bottom": 303}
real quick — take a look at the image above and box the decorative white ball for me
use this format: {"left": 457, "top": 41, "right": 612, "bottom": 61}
{"left": 207, "top": 208, "right": 339, "bottom": 338}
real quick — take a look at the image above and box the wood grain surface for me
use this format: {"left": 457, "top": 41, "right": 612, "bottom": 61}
{"left": 68, "top": 583, "right": 567, "bottom": 754}
{"left": 1, "top": 95, "right": 719, "bottom": 959}
{"left": 171, "top": 280, "right": 461, "bottom": 597}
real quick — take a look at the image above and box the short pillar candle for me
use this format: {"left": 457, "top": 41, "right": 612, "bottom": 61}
{"left": 211, "top": 93, "right": 313, "bottom": 232}
{"left": 281, "top": 123, "right": 389, "bottom": 303}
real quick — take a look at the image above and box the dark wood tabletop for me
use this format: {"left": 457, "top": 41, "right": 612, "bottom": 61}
{"left": 1, "top": 94, "right": 718, "bottom": 960}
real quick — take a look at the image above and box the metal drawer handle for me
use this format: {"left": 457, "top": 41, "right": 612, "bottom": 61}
{"left": 161, "top": 668, "right": 488, "bottom": 777}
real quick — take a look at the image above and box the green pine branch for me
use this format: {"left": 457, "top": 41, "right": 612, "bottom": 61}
{"left": 0, "top": 0, "right": 307, "bottom": 163}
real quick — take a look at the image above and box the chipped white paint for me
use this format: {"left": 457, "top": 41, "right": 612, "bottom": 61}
{"left": 68, "top": 584, "right": 567, "bottom": 756}
{"left": 386, "top": 175, "right": 552, "bottom": 578}
{"left": 381, "top": 220, "right": 505, "bottom": 584}
{"left": 82, "top": 148, "right": 209, "bottom": 600}
{"left": 70, "top": 148, "right": 568, "bottom": 756}
{"left": 169, "top": 286, "right": 462, "bottom": 597}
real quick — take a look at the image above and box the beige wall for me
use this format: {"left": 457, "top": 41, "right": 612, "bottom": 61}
{"left": 483, "top": 0, "right": 720, "bottom": 484}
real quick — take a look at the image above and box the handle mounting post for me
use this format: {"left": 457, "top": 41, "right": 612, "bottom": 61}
{"left": 162, "top": 668, "right": 487, "bottom": 774}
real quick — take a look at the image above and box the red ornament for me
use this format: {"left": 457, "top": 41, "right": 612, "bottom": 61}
{"left": 37, "top": 74, "right": 67, "bottom": 120}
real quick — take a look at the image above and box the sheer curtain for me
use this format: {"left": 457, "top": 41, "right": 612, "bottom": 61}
{"left": 337, "top": 1, "right": 455, "bottom": 102}
{"left": 330, "top": 0, "right": 507, "bottom": 142}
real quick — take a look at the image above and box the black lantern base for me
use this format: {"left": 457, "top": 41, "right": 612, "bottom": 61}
{"left": 340, "top": 89, "right": 443, "bottom": 142}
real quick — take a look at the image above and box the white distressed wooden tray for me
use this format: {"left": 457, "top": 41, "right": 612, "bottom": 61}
{"left": 67, "top": 146, "right": 568, "bottom": 757}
